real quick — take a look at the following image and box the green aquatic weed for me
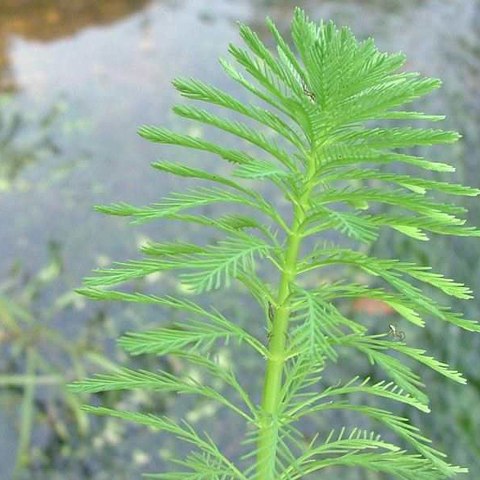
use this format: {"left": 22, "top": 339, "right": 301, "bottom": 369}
{"left": 0, "top": 243, "right": 119, "bottom": 478}
{"left": 70, "top": 8, "right": 480, "bottom": 479}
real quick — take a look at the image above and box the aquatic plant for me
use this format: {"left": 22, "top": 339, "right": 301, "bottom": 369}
{"left": 71, "top": 9, "right": 480, "bottom": 479}
{"left": 0, "top": 95, "right": 61, "bottom": 191}
{"left": 0, "top": 244, "right": 118, "bottom": 478}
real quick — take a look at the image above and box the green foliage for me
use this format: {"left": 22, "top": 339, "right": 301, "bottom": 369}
{"left": 70, "top": 9, "right": 479, "bottom": 479}
{"left": 0, "top": 243, "right": 119, "bottom": 478}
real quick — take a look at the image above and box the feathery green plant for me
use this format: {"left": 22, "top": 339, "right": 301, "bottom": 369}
{"left": 70, "top": 9, "right": 480, "bottom": 479}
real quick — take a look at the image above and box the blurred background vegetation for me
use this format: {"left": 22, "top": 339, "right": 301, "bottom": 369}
{"left": 0, "top": 0, "right": 479, "bottom": 478}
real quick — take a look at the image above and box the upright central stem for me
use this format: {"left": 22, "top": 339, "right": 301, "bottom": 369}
{"left": 256, "top": 180, "right": 312, "bottom": 478}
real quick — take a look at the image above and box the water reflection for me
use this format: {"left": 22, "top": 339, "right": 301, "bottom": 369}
{"left": 0, "top": 0, "right": 151, "bottom": 91}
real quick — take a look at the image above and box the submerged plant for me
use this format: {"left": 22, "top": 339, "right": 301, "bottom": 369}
{"left": 71, "top": 9, "right": 480, "bottom": 479}
{"left": 0, "top": 243, "right": 118, "bottom": 478}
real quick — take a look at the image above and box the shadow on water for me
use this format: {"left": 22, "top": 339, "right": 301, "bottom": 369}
{"left": 0, "top": 0, "right": 479, "bottom": 478}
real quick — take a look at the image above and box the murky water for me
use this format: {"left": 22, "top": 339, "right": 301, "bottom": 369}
{"left": 1, "top": 0, "right": 479, "bottom": 478}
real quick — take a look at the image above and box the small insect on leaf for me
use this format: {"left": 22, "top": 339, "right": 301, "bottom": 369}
{"left": 302, "top": 82, "right": 316, "bottom": 103}
{"left": 268, "top": 301, "right": 275, "bottom": 323}
{"left": 388, "top": 324, "right": 406, "bottom": 341}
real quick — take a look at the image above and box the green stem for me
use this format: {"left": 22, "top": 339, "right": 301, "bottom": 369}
{"left": 0, "top": 374, "right": 61, "bottom": 386}
{"left": 13, "top": 347, "right": 36, "bottom": 479}
{"left": 256, "top": 170, "right": 314, "bottom": 479}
